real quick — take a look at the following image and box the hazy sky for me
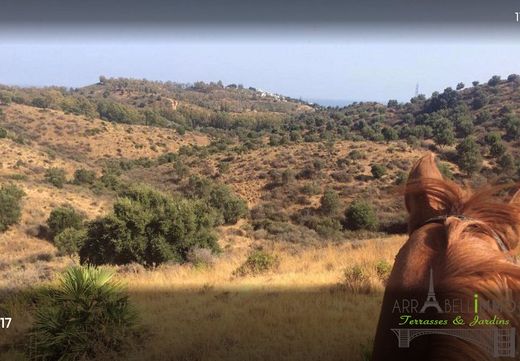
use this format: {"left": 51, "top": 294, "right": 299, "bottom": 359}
{"left": 1, "top": 26, "right": 519, "bottom": 103}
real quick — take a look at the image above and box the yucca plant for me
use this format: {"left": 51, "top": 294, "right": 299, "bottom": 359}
{"left": 28, "top": 266, "right": 137, "bottom": 361}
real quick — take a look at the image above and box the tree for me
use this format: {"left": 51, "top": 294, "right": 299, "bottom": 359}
{"left": 484, "top": 132, "right": 506, "bottom": 158}
{"left": 432, "top": 118, "right": 455, "bottom": 147}
{"left": 471, "top": 90, "right": 488, "bottom": 110}
{"left": 319, "top": 189, "right": 340, "bottom": 216}
{"left": 344, "top": 200, "right": 378, "bottom": 231}
{"left": 455, "top": 115, "right": 474, "bottom": 138}
{"left": 47, "top": 205, "right": 85, "bottom": 240}
{"left": 456, "top": 82, "right": 465, "bottom": 90}
{"left": 472, "top": 81, "right": 480, "bottom": 87}
{"left": 501, "top": 114, "right": 520, "bottom": 140}
{"left": 208, "top": 184, "right": 248, "bottom": 224}
{"left": 0, "top": 184, "right": 24, "bottom": 232}
{"left": 488, "top": 75, "right": 501, "bottom": 86}
{"left": 456, "top": 137, "right": 482, "bottom": 176}
{"left": 31, "top": 97, "right": 51, "bottom": 109}
{"left": 387, "top": 99, "right": 399, "bottom": 108}
{"left": 99, "top": 75, "right": 107, "bottom": 84}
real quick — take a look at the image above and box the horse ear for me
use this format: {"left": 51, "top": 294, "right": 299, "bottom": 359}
{"left": 405, "top": 153, "right": 446, "bottom": 233}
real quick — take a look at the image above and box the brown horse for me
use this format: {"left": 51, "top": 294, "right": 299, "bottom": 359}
{"left": 372, "top": 153, "right": 520, "bottom": 361}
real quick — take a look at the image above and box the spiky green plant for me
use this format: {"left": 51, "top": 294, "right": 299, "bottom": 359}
{"left": 28, "top": 266, "right": 136, "bottom": 361}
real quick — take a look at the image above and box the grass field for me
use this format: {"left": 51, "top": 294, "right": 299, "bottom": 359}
{"left": 0, "top": 235, "right": 404, "bottom": 361}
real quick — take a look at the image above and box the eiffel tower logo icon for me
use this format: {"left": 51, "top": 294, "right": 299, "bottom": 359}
{"left": 419, "top": 268, "right": 443, "bottom": 313}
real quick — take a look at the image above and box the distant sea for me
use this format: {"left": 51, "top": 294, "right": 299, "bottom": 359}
{"left": 302, "top": 98, "right": 357, "bottom": 107}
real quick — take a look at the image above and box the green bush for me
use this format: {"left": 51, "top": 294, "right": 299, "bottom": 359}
{"left": 304, "top": 216, "right": 342, "bottom": 238}
{"left": 233, "top": 250, "right": 279, "bottom": 276}
{"left": 319, "top": 189, "right": 340, "bottom": 216}
{"left": 54, "top": 227, "right": 87, "bottom": 256}
{"left": 0, "top": 127, "right": 7, "bottom": 138}
{"left": 437, "top": 162, "right": 454, "bottom": 180}
{"left": 209, "top": 184, "right": 248, "bottom": 224}
{"left": 99, "top": 171, "right": 121, "bottom": 191}
{"left": 0, "top": 184, "right": 25, "bottom": 232}
{"left": 28, "top": 266, "right": 136, "bottom": 360}
{"left": 375, "top": 260, "right": 392, "bottom": 284}
{"left": 185, "top": 176, "right": 248, "bottom": 225}
{"left": 371, "top": 164, "right": 386, "bottom": 179}
{"left": 498, "top": 153, "right": 515, "bottom": 173}
{"left": 73, "top": 168, "right": 96, "bottom": 185}
{"left": 47, "top": 205, "right": 85, "bottom": 240}
{"left": 80, "top": 185, "right": 220, "bottom": 266}
{"left": 44, "top": 167, "right": 67, "bottom": 188}
{"left": 344, "top": 200, "right": 378, "bottom": 231}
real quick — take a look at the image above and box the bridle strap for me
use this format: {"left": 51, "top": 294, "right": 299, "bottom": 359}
{"left": 421, "top": 214, "right": 513, "bottom": 259}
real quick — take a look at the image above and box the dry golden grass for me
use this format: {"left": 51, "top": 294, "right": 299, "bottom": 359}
{"left": 111, "top": 235, "right": 405, "bottom": 361}
{"left": 2, "top": 104, "right": 209, "bottom": 165}
{"left": 0, "top": 234, "right": 405, "bottom": 361}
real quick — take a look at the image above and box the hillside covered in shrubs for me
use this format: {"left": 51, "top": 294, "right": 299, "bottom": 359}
{"left": 1, "top": 73, "right": 520, "bottom": 266}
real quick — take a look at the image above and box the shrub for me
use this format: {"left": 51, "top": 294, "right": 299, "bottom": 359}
{"left": 73, "top": 168, "right": 96, "bottom": 185}
{"left": 319, "top": 189, "right": 340, "bottom": 216}
{"left": 348, "top": 149, "right": 366, "bottom": 160}
{"left": 395, "top": 171, "right": 407, "bottom": 185}
{"left": 80, "top": 185, "right": 220, "bottom": 266}
{"left": 343, "top": 265, "right": 373, "bottom": 293}
{"left": 0, "top": 127, "right": 7, "bottom": 138}
{"left": 304, "top": 216, "right": 342, "bottom": 238}
{"left": 28, "top": 266, "right": 136, "bottom": 360}
{"left": 375, "top": 260, "right": 392, "bottom": 284}
{"left": 99, "top": 171, "right": 121, "bottom": 190}
{"left": 54, "top": 227, "right": 87, "bottom": 256}
{"left": 47, "top": 205, "right": 85, "bottom": 240}
{"left": 233, "top": 250, "right": 279, "bottom": 276}
{"left": 382, "top": 127, "right": 398, "bottom": 142}
{"left": 0, "top": 184, "right": 25, "bottom": 232}
{"left": 281, "top": 169, "right": 296, "bottom": 185}
{"left": 186, "top": 247, "right": 216, "bottom": 268}
{"left": 437, "top": 162, "right": 454, "bottom": 180}
{"left": 185, "top": 176, "right": 248, "bottom": 224}
{"left": 498, "top": 153, "right": 515, "bottom": 173}
{"left": 209, "top": 184, "right": 248, "bottom": 224}
{"left": 44, "top": 167, "right": 67, "bottom": 188}
{"left": 344, "top": 200, "right": 378, "bottom": 231}
{"left": 371, "top": 164, "right": 386, "bottom": 179}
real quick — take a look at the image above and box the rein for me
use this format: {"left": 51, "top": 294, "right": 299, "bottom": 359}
{"left": 421, "top": 214, "right": 515, "bottom": 262}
